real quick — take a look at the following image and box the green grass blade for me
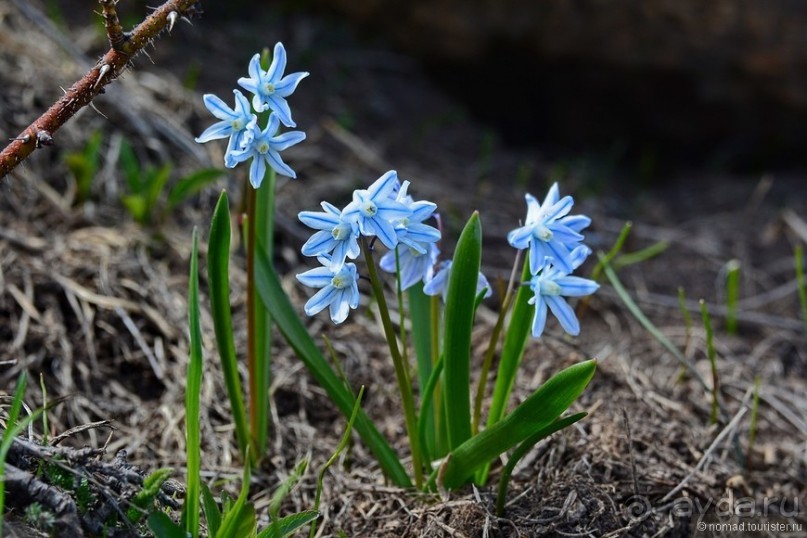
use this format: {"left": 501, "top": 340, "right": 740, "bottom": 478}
{"left": 700, "top": 300, "right": 720, "bottom": 425}
{"left": 310, "top": 386, "right": 364, "bottom": 537}
{"left": 794, "top": 245, "right": 807, "bottom": 336}
{"left": 0, "top": 373, "right": 44, "bottom": 537}
{"left": 216, "top": 459, "right": 256, "bottom": 538}
{"left": 167, "top": 168, "right": 226, "bottom": 211}
{"left": 202, "top": 484, "right": 222, "bottom": 537}
{"left": 443, "top": 212, "right": 482, "bottom": 450}
{"left": 725, "top": 259, "right": 741, "bottom": 335}
{"left": 438, "top": 360, "right": 596, "bottom": 490}
{"left": 495, "top": 412, "right": 586, "bottom": 516}
{"left": 253, "top": 244, "right": 411, "bottom": 487}
{"left": 259, "top": 511, "right": 320, "bottom": 538}
{"left": 146, "top": 163, "right": 173, "bottom": 219}
{"left": 208, "top": 192, "right": 249, "bottom": 457}
{"left": 590, "top": 221, "right": 632, "bottom": 281}
{"left": 611, "top": 240, "right": 669, "bottom": 270}
{"left": 600, "top": 255, "right": 708, "bottom": 389}
{"left": 184, "top": 229, "right": 203, "bottom": 538}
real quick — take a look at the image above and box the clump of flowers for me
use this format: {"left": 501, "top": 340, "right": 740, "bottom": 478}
{"left": 195, "top": 42, "right": 307, "bottom": 187}
{"left": 507, "top": 183, "right": 599, "bottom": 337}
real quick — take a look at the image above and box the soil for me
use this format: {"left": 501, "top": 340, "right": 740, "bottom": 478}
{"left": 0, "top": 1, "right": 805, "bottom": 537}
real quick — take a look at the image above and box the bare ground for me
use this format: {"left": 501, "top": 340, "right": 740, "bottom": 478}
{"left": 0, "top": 2, "right": 805, "bottom": 536}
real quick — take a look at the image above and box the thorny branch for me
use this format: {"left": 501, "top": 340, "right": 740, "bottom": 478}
{"left": 0, "top": 0, "right": 202, "bottom": 181}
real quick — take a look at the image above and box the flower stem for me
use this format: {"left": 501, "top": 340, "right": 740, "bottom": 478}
{"left": 246, "top": 168, "right": 276, "bottom": 460}
{"left": 362, "top": 238, "right": 423, "bottom": 488}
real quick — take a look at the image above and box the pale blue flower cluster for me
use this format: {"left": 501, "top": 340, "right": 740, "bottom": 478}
{"left": 508, "top": 183, "right": 599, "bottom": 337}
{"left": 297, "top": 171, "right": 443, "bottom": 323}
{"left": 195, "top": 42, "right": 307, "bottom": 188}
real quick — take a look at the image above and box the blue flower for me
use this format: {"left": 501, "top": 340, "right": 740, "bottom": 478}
{"left": 296, "top": 257, "right": 360, "bottom": 324}
{"left": 195, "top": 90, "right": 256, "bottom": 167}
{"left": 298, "top": 201, "right": 360, "bottom": 269}
{"left": 237, "top": 43, "right": 309, "bottom": 128}
{"left": 528, "top": 246, "right": 598, "bottom": 338}
{"left": 342, "top": 171, "right": 411, "bottom": 249}
{"left": 422, "top": 260, "right": 492, "bottom": 301}
{"left": 228, "top": 113, "right": 306, "bottom": 186}
{"left": 380, "top": 242, "right": 440, "bottom": 291}
{"left": 389, "top": 180, "right": 441, "bottom": 254}
{"left": 507, "top": 183, "right": 591, "bottom": 275}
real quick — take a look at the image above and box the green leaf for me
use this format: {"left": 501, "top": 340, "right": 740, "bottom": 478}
{"left": 121, "top": 194, "right": 147, "bottom": 224}
{"left": 207, "top": 192, "right": 249, "bottom": 456}
{"left": 202, "top": 484, "right": 222, "bottom": 538}
{"left": 257, "top": 511, "right": 319, "bottom": 538}
{"left": 167, "top": 168, "right": 226, "bottom": 211}
{"left": 253, "top": 244, "right": 411, "bottom": 487}
{"left": 145, "top": 163, "right": 173, "bottom": 217}
{"left": 118, "top": 140, "right": 142, "bottom": 193}
{"left": 217, "top": 461, "right": 256, "bottom": 538}
{"left": 442, "top": 212, "right": 482, "bottom": 450}
{"left": 439, "top": 359, "right": 596, "bottom": 490}
{"left": 184, "top": 229, "right": 203, "bottom": 538}
{"left": 147, "top": 511, "right": 187, "bottom": 538}
{"left": 128, "top": 467, "right": 174, "bottom": 523}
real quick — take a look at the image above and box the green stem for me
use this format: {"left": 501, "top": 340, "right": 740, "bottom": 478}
{"left": 362, "top": 238, "right": 423, "bottom": 488}
{"left": 473, "top": 250, "right": 521, "bottom": 435}
{"left": 246, "top": 168, "right": 276, "bottom": 460}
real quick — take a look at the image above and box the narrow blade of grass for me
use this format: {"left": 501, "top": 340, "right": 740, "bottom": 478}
{"left": 258, "top": 511, "right": 320, "bottom": 538}
{"left": 700, "top": 300, "right": 720, "bottom": 425}
{"left": 600, "top": 255, "right": 708, "bottom": 389}
{"left": 795, "top": 245, "right": 807, "bottom": 336}
{"left": 443, "top": 212, "right": 482, "bottom": 450}
{"left": 184, "top": 229, "right": 203, "bottom": 538}
{"left": 725, "top": 259, "right": 741, "bottom": 335}
{"left": 202, "top": 484, "right": 222, "bottom": 537}
{"left": 253, "top": 243, "right": 410, "bottom": 487}
{"left": 208, "top": 192, "right": 249, "bottom": 457}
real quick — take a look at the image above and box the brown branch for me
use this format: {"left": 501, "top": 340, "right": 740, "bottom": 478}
{"left": 99, "top": 0, "right": 126, "bottom": 51}
{"left": 0, "top": 0, "right": 201, "bottom": 181}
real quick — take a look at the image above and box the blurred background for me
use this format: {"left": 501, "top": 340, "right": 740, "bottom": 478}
{"left": 31, "top": 0, "right": 807, "bottom": 181}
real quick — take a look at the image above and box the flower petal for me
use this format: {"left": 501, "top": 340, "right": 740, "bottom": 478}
{"left": 202, "top": 94, "right": 236, "bottom": 121}
{"left": 195, "top": 121, "right": 231, "bottom": 143}
{"left": 304, "top": 286, "right": 337, "bottom": 316}
{"left": 296, "top": 266, "right": 335, "bottom": 288}
{"left": 275, "top": 71, "right": 309, "bottom": 97}
{"left": 247, "top": 53, "right": 263, "bottom": 83}
{"left": 298, "top": 210, "right": 340, "bottom": 230}
{"left": 545, "top": 295, "right": 580, "bottom": 335}
{"left": 531, "top": 295, "right": 548, "bottom": 337}
{"left": 267, "top": 42, "right": 287, "bottom": 82}
{"left": 555, "top": 276, "right": 599, "bottom": 297}
{"left": 367, "top": 170, "right": 398, "bottom": 200}
{"left": 301, "top": 230, "right": 337, "bottom": 257}
{"left": 249, "top": 154, "right": 267, "bottom": 188}
{"left": 365, "top": 217, "right": 399, "bottom": 249}
{"left": 266, "top": 94, "right": 294, "bottom": 127}
{"left": 329, "top": 290, "right": 351, "bottom": 324}
{"left": 270, "top": 130, "right": 306, "bottom": 151}
{"left": 266, "top": 150, "right": 296, "bottom": 179}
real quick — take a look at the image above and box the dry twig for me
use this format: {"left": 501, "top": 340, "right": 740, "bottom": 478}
{"left": 0, "top": 0, "right": 201, "bottom": 179}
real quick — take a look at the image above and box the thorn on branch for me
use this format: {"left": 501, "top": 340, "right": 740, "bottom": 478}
{"left": 167, "top": 10, "right": 178, "bottom": 32}
{"left": 94, "top": 64, "right": 111, "bottom": 89}
{"left": 36, "top": 131, "right": 54, "bottom": 148}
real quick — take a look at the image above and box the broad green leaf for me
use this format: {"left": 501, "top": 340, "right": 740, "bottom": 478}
{"left": 439, "top": 359, "right": 596, "bottom": 490}
{"left": 207, "top": 192, "right": 249, "bottom": 456}
{"left": 442, "top": 212, "right": 482, "bottom": 450}
{"left": 253, "top": 245, "right": 410, "bottom": 487}
{"left": 202, "top": 483, "right": 222, "bottom": 538}
{"left": 408, "top": 284, "right": 436, "bottom": 456}
{"left": 184, "top": 229, "right": 202, "bottom": 538}
{"left": 118, "top": 140, "right": 142, "bottom": 193}
{"left": 167, "top": 168, "right": 225, "bottom": 211}
{"left": 257, "top": 511, "right": 319, "bottom": 538}
{"left": 147, "top": 511, "right": 187, "bottom": 538}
